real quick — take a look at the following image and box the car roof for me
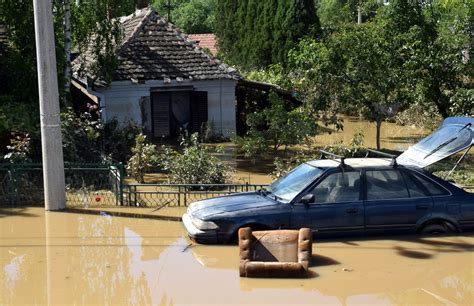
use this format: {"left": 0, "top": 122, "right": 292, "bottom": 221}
{"left": 307, "top": 157, "right": 398, "bottom": 169}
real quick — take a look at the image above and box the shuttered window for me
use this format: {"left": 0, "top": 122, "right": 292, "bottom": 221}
{"left": 151, "top": 92, "right": 171, "bottom": 137}
{"left": 190, "top": 91, "right": 208, "bottom": 133}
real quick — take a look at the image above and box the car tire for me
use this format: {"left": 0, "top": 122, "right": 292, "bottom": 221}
{"left": 419, "top": 223, "right": 454, "bottom": 235}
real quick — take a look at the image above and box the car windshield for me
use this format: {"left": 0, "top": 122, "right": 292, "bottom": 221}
{"left": 267, "top": 163, "right": 324, "bottom": 203}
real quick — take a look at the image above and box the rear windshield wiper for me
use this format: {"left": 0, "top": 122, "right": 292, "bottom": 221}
{"left": 424, "top": 123, "right": 471, "bottom": 159}
{"left": 424, "top": 137, "right": 457, "bottom": 159}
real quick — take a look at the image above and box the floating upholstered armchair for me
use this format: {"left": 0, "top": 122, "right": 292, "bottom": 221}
{"left": 239, "top": 227, "right": 312, "bottom": 278}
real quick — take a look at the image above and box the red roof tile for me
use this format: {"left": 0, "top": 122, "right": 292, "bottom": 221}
{"left": 188, "top": 34, "right": 218, "bottom": 55}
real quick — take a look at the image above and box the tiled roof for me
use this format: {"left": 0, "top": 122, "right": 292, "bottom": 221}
{"left": 72, "top": 8, "right": 239, "bottom": 86}
{"left": 188, "top": 34, "right": 218, "bottom": 55}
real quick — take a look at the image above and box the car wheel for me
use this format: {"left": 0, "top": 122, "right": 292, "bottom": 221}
{"left": 419, "top": 223, "right": 454, "bottom": 235}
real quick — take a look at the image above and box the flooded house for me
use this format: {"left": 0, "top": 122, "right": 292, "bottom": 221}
{"left": 71, "top": 7, "right": 240, "bottom": 138}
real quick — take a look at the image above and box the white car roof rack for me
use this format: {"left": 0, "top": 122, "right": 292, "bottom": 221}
{"left": 365, "top": 149, "right": 398, "bottom": 167}
{"left": 318, "top": 150, "right": 345, "bottom": 166}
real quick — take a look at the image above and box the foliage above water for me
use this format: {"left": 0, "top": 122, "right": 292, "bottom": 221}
{"left": 234, "top": 92, "right": 318, "bottom": 157}
{"left": 159, "top": 133, "right": 234, "bottom": 185}
{"left": 126, "top": 133, "right": 159, "bottom": 183}
{"left": 272, "top": 145, "right": 370, "bottom": 179}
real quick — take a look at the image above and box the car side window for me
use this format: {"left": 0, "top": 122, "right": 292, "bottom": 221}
{"left": 409, "top": 171, "right": 449, "bottom": 196}
{"left": 310, "top": 171, "right": 360, "bottom": 204}
{"left": 366, "top": 170, "right": 409, "bottom": 200}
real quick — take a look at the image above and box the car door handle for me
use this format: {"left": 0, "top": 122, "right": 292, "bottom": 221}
{"left": 416, "top": 204, "right": 429, "bottom": 210}
{"left": 346, "top": 208, "right": 358, "bottom": 214}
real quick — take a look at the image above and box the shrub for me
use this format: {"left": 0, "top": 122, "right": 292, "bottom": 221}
{"left": 3, "top": 133, "right": 31, "bottom": 163}
{"left": 103, "top": 119, "right": 141, "bottom": 163}
{"left": 61, "top": 108, "right": 103, "bottom": 163}
{"left": 272, "top": 130, "right": 372, "bottom": 178}
{"left": 126, "top": 133, "right": 159, "bottom": 183}
{"left": 235, "top": 92, "right": 318, "bottom": 157}
{"left": 159, "top": 133, "right": 234, "bottom": 185}
{"left": 433, "top": 170, "right": 474, "bottom": 187}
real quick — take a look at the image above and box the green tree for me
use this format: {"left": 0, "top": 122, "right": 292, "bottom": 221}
{"left": 288, "top": 0, "right": 464, "bottom": 149}
{"left": 152, "top": 0, "right": 216, "bottom": 33}
{"left": 317, "top": 0, "right": 382, "bottom": 28}
{"left": 235, "top": 92, "right": 318, "bottom": 157}
{"left": 0, "top": 0, "right": 136, "bottom": 157}
{"left": 71, "top": 0, "right": 134, "bottom": 85}
{"left": 172, "top": 0, "right": 216, "bottom": 33}
{"left": 413, "top": 0, "right": 473, "bottom": 118}
{"left": 0, "top": 0, "right": 65, "bottom": 144}
{"left": 215, "top": 0, "right": 320, "bottom": 69}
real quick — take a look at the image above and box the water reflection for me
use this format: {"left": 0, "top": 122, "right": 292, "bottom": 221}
{"left": 3, "top": 254, "right": 25, "bottom": 290}
{"left": 1, "top": 208, "right": 473, "bottom": 306}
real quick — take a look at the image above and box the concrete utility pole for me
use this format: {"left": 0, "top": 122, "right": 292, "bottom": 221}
{"left": 33, "top": 0, "right": 66, "bottom": 210}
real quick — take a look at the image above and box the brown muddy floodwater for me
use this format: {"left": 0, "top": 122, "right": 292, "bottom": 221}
{"left": 314, "top": 116, "right": 428, "bottom": 151}
{"left": 1, "top": 207, "right": 473, "bottom": 306}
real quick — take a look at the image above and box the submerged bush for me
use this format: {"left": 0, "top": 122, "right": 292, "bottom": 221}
{"left": 272, "top": 144, "right": 369, "bottom": 179}
{"left": 3, "top": 133, "right": 31, "bottom": 163}
{"left": 126, "top": 133, "right": 159, "bottom": 183}
{"left": 103, "top": 119, "right": 141, "bottom": 163}
{"left": 235, "top": 92, "right": 318, "bottom": 157}
{"left": 159, "top": 133, "right": 234, "bottom": 185}
{"left": 61, "top": 108, "right": 103, "bottom": 163}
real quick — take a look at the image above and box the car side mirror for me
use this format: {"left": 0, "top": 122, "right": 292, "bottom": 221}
{"left": 300, "top": 194, "right": 314, "bottom": 204}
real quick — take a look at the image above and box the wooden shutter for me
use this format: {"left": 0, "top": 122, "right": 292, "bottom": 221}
{"left": 151, "top": 92, "right": 171, "bottom": 137}
{"left": 190, "top": 91, "right": 208, "bottom": 133}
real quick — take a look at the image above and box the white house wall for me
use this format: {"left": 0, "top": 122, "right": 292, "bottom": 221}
{"left": 96, "top": 79, "right": 238, "bottom": 137}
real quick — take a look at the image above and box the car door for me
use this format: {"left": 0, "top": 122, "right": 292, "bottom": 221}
{"left": 290, "top": 170, "right": 364, "bottom": 233}
{"left": 364, "top": 169, "right": 433, "bottom": 231}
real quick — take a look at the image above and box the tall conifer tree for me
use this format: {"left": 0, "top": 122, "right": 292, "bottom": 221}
{"left": 215, "top": 0, "right": 320, "bottom": 68}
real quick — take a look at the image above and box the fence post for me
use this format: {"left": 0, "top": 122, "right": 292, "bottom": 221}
{"left": 184, "top": 185, "right": 187, "bottom": 207}
{"left": 133, "top": 185, "right": 138, "bottom": 206}
{"left": 177, "top": 185, "right": 181, "bottom": 207}
{"left": 118, "top": 163, "right": 124, "bottom": 206}
{"left": 127, "top": 185, "right": 131, "bottom": 206}
{"left": 7, "top": 165, "right": 14, "bottom": 206}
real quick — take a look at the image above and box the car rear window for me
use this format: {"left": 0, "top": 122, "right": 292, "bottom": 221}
{"left": 409, "top": 171, "right": 449, "bottom": 196}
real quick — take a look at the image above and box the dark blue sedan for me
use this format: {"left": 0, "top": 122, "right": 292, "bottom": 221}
{"left": 183, "top": 117, "right": 474, "bottom": 244}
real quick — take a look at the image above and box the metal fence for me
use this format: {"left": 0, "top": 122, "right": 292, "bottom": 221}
{"left": 0, "top": 163, "right": 124, "bottom": 206}
{"left": 2, "top": 162, "right": 471, "bottom": 208}
{"left": 124, "top": 183, "right": 268, "bottom": 207}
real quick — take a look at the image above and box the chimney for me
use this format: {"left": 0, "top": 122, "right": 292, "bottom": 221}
{"left": 136, "top": 0, "right": 149, "bottom": 9}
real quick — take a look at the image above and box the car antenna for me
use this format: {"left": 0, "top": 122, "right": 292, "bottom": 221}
{"left": 365, "top": 149, "right": 398, "bottom": 167}
{"left": 318, "top": 150, "right": 345, "bottom": 167}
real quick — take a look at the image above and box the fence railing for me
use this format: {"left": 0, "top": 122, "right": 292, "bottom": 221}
{"left": 0, "top": 163, "right": 124, "bottom": 206}
{"left": 124, "top": 183, "right": 269, "bottom": 207}
{"left": 2, "top": 162, "right": 472, "bottom": 207}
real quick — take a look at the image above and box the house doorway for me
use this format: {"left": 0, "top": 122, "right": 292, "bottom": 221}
{"left": 151, "top": 90, "right": 208, "bottom": 138}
